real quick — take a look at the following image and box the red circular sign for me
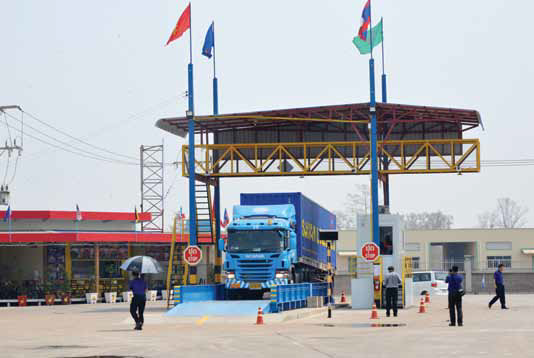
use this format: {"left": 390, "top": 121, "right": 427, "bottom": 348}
{"left": 361, "top": 242, "right": 380, "bottom": 262}
{"left": 184, "top": 245, "right": 203, "bottom": 266}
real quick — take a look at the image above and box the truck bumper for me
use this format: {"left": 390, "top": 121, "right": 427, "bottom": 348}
{"left": 225, "top": 278, "right": 289, "bottom": 289}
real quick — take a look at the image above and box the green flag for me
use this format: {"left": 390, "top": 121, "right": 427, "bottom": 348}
{"left": 352, "top": 19, "right": 383, "bottom": 55}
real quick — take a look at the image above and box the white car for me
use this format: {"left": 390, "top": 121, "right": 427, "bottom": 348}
{"left": 412, "top": 271, "right": 449, "bottom": 296}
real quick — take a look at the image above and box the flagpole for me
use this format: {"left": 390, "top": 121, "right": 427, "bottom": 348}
{"left": 381, "top": 17, "right": 387, "bottom": 103}
{"left": 369, "top": 0, "right": 373, "bottom": 60}
{"left": 368, "top": 0, "right": 380, "bottom": 247}
{"left": 211, "top": 20, "right": 223, "bottom": 284}
{"left": 187, "top": 2, "right": 197, "bottom": 250}
{"left": 380, "top": 17, "right": 390, "bottom": 209}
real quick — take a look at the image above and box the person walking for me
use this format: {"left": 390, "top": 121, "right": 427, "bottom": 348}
{"left": 489, "top": 263, "right": 508, "bottom": 310}
{"left": 129, "top": 272, "right": 147, "bottom": 330}
{"left": 383, "top": 266, "right": 402, "bottom": 317}
{"left": 446, "top": 266, "right": 463, "bottom": 327}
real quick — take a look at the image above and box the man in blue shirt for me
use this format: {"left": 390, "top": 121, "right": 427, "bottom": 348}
{"left": 445, "top": 266, "right": 463, "bottom": 327}
{"left": 129, "top": 271, "right": 147, "bottom": 330}
{"left": 488, "top": 264, "right": 508, "bottom": 309}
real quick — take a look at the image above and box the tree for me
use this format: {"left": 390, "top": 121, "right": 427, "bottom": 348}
{"left": 478, "top": 197, "right": 528, "bottom": 229}
{"left": 402, "top": 211, "right": 453, "bottom": 230}
{"left": 477, "top": 211, "right": 499, "bottom": 229}
{"left": 334, "top": 184, "right": 370, "bottom": 229}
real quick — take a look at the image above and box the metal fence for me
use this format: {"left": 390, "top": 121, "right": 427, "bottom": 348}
{"left": 270, "top": 283, "right": 329, "bottom": 313}
{"left": 412, "top": 261, "right": 534, "bottom": 273}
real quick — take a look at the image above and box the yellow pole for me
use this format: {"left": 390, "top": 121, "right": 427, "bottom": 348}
{"left": 182, "top": 219, "right": 189, "bottom": 285}
{"left": 165, "top": 215, "right": 177, "bottom": 308}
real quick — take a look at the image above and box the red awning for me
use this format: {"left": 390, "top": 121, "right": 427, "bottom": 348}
{"left": 0, "top": 231, "right": 220, "bottom": 244}
{"left": 0, "top": 210, "right": 152, "bottom": 222}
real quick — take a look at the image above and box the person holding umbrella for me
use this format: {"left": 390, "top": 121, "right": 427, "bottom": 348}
{"left": 121, "top": 255, "right": 164, "bottom": 331}
{"left": 129, "top": 271, "right": 147, "bottom": 330}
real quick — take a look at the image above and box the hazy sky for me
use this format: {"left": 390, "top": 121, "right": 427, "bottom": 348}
{"left": 1, "top": 0, "right": 533, "bottom": 229}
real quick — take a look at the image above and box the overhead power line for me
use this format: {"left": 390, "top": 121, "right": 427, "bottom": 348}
{"left": 3, "top": 119, "right": 138, "bottom": 166}
{"left": 22, "top": 110, "right": 139, "bottom": 161}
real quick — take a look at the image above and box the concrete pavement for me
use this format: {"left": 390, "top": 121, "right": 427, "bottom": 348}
{"left": 1, "top": 294, "right": 533, "bottom": 357}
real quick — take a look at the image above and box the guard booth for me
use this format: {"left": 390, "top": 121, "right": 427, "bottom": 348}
{"left": 350, "top": 213, "right": 413, "bottom": 308}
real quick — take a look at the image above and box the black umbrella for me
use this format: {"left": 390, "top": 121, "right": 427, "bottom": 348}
{"left": 120, "top": 256, "right": 163, "bottom": 274}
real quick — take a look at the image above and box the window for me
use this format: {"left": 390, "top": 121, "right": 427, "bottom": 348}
{"left": 486, "top": 242, "right": 512, "bottom": 250}
{"left": 434, "top": 272, "right": 448, "bottom": 281}
{"left": 487, "top": 256, "right": 512, "bottom": 269}
{"left": 411, "top": 257, "right": 420, "bottom": 270}
{"left": 405, "top": 243, "right": 420, "bottom": 252}
{"left": 380, "top": 226, "right": 393, "bottom": 255}
{"left": 413, "top": 272, "right": 431, "bottom": 282}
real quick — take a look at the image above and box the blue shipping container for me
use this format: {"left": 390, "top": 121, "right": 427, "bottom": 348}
{"left": 240, "top": 192, "right": 336, "bottom": 270}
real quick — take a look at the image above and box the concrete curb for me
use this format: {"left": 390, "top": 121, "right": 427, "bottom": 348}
{"left": 281, "top": 307, "right": 328, "bottom": 322}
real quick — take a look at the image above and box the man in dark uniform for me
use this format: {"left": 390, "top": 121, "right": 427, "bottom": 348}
{"left": 489, "top": 263, "right": 508, "bottom": 309}
{"left": 446, "top": 266, "right": 463, "bottom": 327}
{"left": 129, "top": 272, "right": 147, "bottom": 330}
{"left": 383, "top": 266, "right": 402, "bottom": 317}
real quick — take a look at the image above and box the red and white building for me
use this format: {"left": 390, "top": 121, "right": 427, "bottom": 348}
{"left": 0, "top": 210, "right": 215, "bottom": 300}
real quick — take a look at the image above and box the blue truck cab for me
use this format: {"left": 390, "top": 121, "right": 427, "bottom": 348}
{"left": 218, "top": 193, "right": 336, "bottom": 299}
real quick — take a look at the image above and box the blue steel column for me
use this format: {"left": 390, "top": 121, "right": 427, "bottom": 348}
{"left": 381, "top": 74, "right": 387, "bottom": 102}
{"left": 213, "top": 76, "right": 223, "bottom": 283}
{"left": 188, "top": 63, "right": 197, "bottom": 246}
{"left": 211, "top": 20, "right": 222, "bottom": 283}
{"left": 369, "top": 58, "right": 380, "bottom": 246}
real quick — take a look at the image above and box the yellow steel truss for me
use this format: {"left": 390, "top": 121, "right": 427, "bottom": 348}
{"left": 182, "top": 139, "right": 480, "bottom": 177}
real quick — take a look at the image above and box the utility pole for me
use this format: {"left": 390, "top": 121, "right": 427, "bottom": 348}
{"left": 0, "top": 105, "right": 23, "bottom": 206}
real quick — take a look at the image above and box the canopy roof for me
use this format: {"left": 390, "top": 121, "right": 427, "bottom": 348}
{"left": 156, "top": 102, "right": 482, "bottom": 138}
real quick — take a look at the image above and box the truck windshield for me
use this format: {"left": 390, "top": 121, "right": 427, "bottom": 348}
{"left": 227, "top": 230, "right": 285, "bottom": 253}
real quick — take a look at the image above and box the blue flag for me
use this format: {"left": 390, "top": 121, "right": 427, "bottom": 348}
{"left": 202, "top": 22, "right": 215, "bottom": 59}
{"left": 3, "top": 205, "right": 11, "bottom": 222}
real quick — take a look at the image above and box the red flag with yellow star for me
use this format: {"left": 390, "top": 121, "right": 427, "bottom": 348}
{"left": 166, "top": 3, "right": 191, "bottom": 46}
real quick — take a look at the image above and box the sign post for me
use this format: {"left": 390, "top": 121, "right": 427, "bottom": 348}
{"left": 361, "top": 242, "right": 380, "bottom": 262}
{"left": 361, "top": 242, "right": 382, "bottom": 307}
{"left": 184, "top": 245, "right": 203, "bottom": 266}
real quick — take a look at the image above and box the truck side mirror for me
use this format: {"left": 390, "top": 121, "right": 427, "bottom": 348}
{"left": 218, "top": 239, "right": 225, "bottom": 252}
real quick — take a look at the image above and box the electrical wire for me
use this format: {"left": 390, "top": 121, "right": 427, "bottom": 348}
{"left": 2, "top": 111, "right": 13, "bottom": 146}
{"left": 15, "top": 95, "right": 183, "bottom": 166}
{"left": 8, "top": 153, "right": 20, "bottom": 185}
{"left": 82, "top": 94, "right": 183, "bottom": 139}
{"left": 3, "top": 120, "right": 138, "bottom": 165}
{"left": 3, "top": 111, "right": 138, "bottom": 165}
{"left": 22, "top": 110, "right": 139, "bottom": 161}
{"left": 162, "top": 149, "right": 182, "bottom": 200}
{"left": 2, "top": 150, "right": 10, "bottom": 185}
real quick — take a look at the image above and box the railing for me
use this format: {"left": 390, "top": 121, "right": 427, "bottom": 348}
{"left": 412, "top": 261, "right": 534, "bottom": 273}
{"left": 270, "top": 283, "right": 329, "bottom": 313}
{"left": 182, "top": 139, "right": 480, "bottom": 177}
{"left": 173, "top": 284, "right": 225, "bottom": 306}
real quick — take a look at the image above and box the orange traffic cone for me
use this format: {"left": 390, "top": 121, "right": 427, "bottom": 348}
{"left": 256, "top": 307, "right": 264, "bottom": 325}
{"left": 341, "top": 290, "right": 347, "bottom": 303}
{"left": 370, "top": 304, "right": 379, "bottom": 319}
{"left": 425, "top": 292, "right": 430, "bottom": 304}
{"left": 418, "top": 297, "right": 426, "bottom": 313}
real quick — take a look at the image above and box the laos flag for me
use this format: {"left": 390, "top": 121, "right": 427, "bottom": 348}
{"left": 358, "top": 0, "right": 371, "bottom": 41}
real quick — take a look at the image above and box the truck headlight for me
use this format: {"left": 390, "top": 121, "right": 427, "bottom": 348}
{"left": 226, "top": 272, "right": 235, "bottom": 279}
{"left": 275, "top": 271, "right": 288, "bottom": 279}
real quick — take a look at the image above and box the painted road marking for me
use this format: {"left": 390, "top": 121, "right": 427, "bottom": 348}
{"left": 196, "top": 316, "right": 209, "bottom": 326}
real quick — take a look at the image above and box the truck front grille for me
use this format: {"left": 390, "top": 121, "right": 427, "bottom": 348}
{"left": 237, "top": 259, "right": 274, "bottom": 281}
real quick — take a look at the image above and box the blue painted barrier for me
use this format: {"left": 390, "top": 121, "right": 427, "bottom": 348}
{"left": 270, "top": 283, "right": 329, "bottom": 313}
{"left": 173, "top": 284, "right": 225, "bottom": 306}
